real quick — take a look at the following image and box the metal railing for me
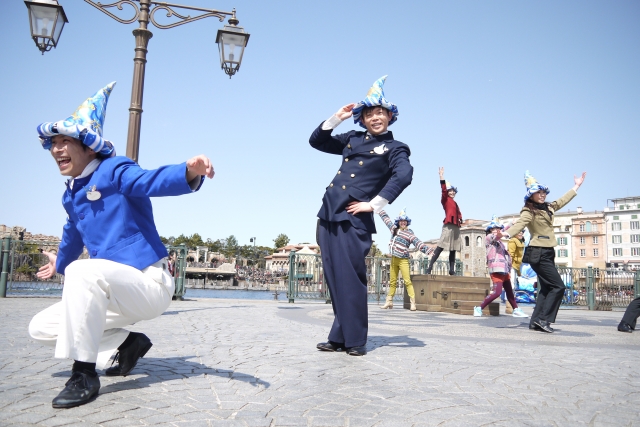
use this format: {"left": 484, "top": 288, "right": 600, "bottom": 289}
{"left": 0, "top": 238, "right": 188, "bottom": 299}
{"left": 556, "top": 266, "right": 639, "bottom": 309}
{"left": 286, "top": 250, "right": 462, "bottom": 303}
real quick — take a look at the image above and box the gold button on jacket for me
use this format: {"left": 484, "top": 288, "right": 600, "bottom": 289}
{"left": 345, "top": 158, "right": 349, "bottom": 162}
{"left": 342, "top": 185, "right": 346, "bottom": 190}
{"left": 351, "top": 174, "right": 355, "bottom": 178}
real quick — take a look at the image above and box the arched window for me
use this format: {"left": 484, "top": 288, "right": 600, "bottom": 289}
{"left": 585, "top": 221, "right": 592, "bottom": 232}
{"left": 476, "top": 236, "right": 482, "bottom": 247}
{"left": 465, "top": 236, "right": 470, "bottom": 246}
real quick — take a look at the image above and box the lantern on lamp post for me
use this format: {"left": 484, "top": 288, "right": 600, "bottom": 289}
{"left": 24, "top": 0, "right": 68, "bottom": 55}
{"left": 216, "top": 15, "right": 250, "bottom": 78}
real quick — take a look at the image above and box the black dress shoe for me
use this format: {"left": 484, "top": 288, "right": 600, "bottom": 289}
{"left": 52, "top": 372, "right": 100, "bottom": 408}
{"left": 618, "top": 322, "right": 633, "bottom": 333}
{"left": 533, "top": 319, "right": 554, "bottom": 333}
{"left": 316, "top": 341, "right": 345, "bottom": 352}
{"left": 345, "top": 346, "right": 367, "bottom": 356}
{"left": 529, "top": 323, "right": 542, "bottom": 330}
{"left": 105, "top": 332, "right": 152, "bottom": 376}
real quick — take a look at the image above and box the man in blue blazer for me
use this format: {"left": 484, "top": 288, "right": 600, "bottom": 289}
{"left": 311, "top": 76, "right": 413, "bottom": 356}
{"left": 28, "top": 82, "right": 214, "bottom": 408}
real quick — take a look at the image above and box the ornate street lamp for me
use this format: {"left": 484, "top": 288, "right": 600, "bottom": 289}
{"left": 25, "top": 0, "right": 249, "bottom": 163}
{"left": 24, "top": 0, "right": 68, "bottom": 55}
{"left": 216, "top": 15, "right": 250, "bottom": 78}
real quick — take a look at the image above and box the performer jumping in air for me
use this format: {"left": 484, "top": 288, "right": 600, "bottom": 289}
{"left": 311, "top": 76, "right": 413, "bottom": 356}
{"left": 426, "top": 167, "right": 462, "bottom": 275}
{"left": 28, "top": 82, "right": 214, "bottom": 408}
{"left": 378, "top": 208, "right": 434, "bottom": 311}
{"left": 503, "top": 170, "right": 586, "bottom": 333}
{"left": 474, "top": 216, "right": 528, "bottom": 317}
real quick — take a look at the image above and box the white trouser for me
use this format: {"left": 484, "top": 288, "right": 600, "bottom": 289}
{"left": 29, "top": 258, "right": 174, "bottom": 369}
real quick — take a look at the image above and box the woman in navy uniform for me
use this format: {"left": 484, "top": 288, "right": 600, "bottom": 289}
{"left": 311, "top": 76, "right": 413, "bottom": 356}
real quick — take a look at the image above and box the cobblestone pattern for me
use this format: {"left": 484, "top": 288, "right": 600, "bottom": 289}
{"left": 0, "top": 297, "right": 638, "bottom": 427}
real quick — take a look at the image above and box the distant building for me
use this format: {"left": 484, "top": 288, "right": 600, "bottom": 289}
{"left": 459, "top": 219, "right": 489, "bottom": 277}
{"left": 604, "top": 197, "right": 640, "bottom": 271}
{"left": 571, "top": 209, "right": 606, "bottom": 270}
{"left": 264, "top": 244, "right": 321, "bottom": 273}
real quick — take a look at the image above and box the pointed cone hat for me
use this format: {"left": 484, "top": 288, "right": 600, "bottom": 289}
{"left": 394, "top": 207, "right": 411, "bottom": 226}
{"left": 37, "top": 82, "right": 117, "bottom": 158}
{"left": 445, "top": 181, "right": 458, "bottom": 193}
{"left": 352, "top": 75, "right": 399, "bottom": 129}
{"left": 485, "top": 214, "right": 504, "bottom": 231}
{"left": 523, "top": 170, "right": 549, "bottom": 203}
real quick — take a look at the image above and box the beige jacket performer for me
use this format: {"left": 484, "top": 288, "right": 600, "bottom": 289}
{"left": 507, "top": 189, "right": 577, "bottom": 248}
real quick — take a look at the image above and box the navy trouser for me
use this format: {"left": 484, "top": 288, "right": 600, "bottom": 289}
{"left": 318, "top": 219, "right": 372, "bottom": 348}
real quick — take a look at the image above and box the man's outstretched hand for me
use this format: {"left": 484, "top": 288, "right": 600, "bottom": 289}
{"left": 37, "top": 251, "right": 57, "bottom": 280}
{"left": 186, "top": 155, "right": 215, "bottom": 182}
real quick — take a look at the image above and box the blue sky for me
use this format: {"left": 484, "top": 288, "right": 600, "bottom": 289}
{"left": 1, "top": 0, "right": 638, "bottom": 249}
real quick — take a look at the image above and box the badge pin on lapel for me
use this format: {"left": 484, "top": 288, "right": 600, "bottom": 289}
{"left": 373, "top": 144, "right": 388, "bottom": 155}
{"left": 85, "top": 185, "right": 102, "bottom": 201}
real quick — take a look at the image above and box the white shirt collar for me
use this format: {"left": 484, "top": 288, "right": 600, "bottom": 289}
{"left": 69, "top": 159, "right": 102, "bottom": 189}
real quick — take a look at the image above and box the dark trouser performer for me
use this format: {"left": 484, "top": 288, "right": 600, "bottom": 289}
{"left": 426, "top": 247, "right": 456, "bottom": 275}
{"left": 317, "top": 219, "right": 372, "bottom": 349}
{"left": 528, "top": 247, "right": 565, "bottom": 331}
{"left": 618, "top": 297, "right": 640, "bottom": 332}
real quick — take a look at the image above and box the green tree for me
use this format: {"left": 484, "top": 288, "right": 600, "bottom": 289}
{"left": 273, "top": 233, "right": 290, "bottom": 251}
{"left": 369, "top": 242, "right": 383, "bottom": 257}
{"left": 224, "top": 235, "right": 239, "bottom": 258}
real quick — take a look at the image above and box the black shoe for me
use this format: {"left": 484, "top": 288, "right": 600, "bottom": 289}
{"left": 425, "top": 269, "right": 432, "bottom": 275}
{"left": 345, "top": 345, "right": 367, "bottom": 356}
{"left": 533, "top": 319, "right": 554, "bottom": 333}
{"left": 529, "top": 323, "right": 541, "bottom": 330}
{"left": 316, "top": 341, "right": 345, "bottom": 352}
{"left": 52, "top": 372, "right": 100, "bottom": 409}
{"left": 618, "top": 322, "right": 633, "bottom": 333}
{"left": 105, "top": 332, "right": 152, "bottom": 377}
{"left": 449, "top": 271, "right": 456, "bottom": 276}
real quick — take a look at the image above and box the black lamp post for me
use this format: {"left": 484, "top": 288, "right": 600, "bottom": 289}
{"left": 24, "top": 0, "right": 249, "bottom": 163}
{"left": 24, "top": 0, "right": 68, "bottom": 55}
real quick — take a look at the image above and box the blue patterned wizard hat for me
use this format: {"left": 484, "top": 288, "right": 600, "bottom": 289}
{"left": 445, "top": 181, "right": 458, "bottom": 194}
{"left": 485, "top": 214, "right": 504, "bottom": 232}
{"left": 352, "top": 75, "right": 399, "bottom": 129}
{"left": 524, "top": 170, "right": 549, "bottom": 203}
{"left": 394, "top": 207, "right": 411, "bottom": 227}
{"left": 37, "top": 82, "right": 117, "bottom": 158}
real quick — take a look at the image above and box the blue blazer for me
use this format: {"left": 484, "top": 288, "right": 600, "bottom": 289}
{"left": 309, "top": 122, "right": 413, "bottom": 232}
{"left": 56, "top": 156, "right": 204, "bottom": 275}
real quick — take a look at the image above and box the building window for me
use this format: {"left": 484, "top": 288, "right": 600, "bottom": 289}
{"left": 613, "top": 216, "right": 620, "bottom": 220}
{"left": 632, "top": 235, "right": 640, "bottom": 244}
{"left": 476, "top": 236, "right": 482, "bottom": 247}
{"left": 579, "top": 223, "right": 585, "bottom": 232}
{"left": 633, "top": 248, "right": 640, "bottom": 257}
{"left": 565, "top": 226, "right": 570, "bottom": 231}
{"left": 613, "top": 248, "right": 623, "bottom": 257}
{"left": 593, "top": 249, "right": 599, "bottom": 257}
{"left": 579, "top": 237, "right": 586, "bottom": 245}
{"left": 612, "top": 235, "right": 622, "bottom": 244}
{"left": 465, "top": 236, "right": 470, "bottom": 246}
{"left": 585, "top": 221, "right": 592, "bottom": 232}
{"left": 592, "top": 223, "right": 598, "bottom": 232}
{"left": 557, "top": 237, "right": 567, "bottom": 245}
{"left": 620, "top": 206, "right": 625, "bottom": 210}
{"left": 612, "top": 222, "right": 622, "bottom": 231}
{"left": 592, "top": 236, "right": 598, "bottom": 244}
{"left": 580, "top": 249, "right": 586, "bottom": 257}
{"left": 632, "top": 215, "right": 638, "bottom": 220}
{"left": 631, "top": 221, "right": 639, "bottom": 230}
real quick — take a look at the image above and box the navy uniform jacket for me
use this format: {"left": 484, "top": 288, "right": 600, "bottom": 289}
{"left": 56, "top": 156, "right": 204, "bottom": 275}
{"left": 309, "top": 122, "right": 413, "bottom": 233}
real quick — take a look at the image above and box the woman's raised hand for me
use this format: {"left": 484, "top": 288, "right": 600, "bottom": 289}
{"left": 574, "top": 172, "right": 587, "bottom": 188}
{"left": 439, "top": 167, "right": 444, "bottom": 179}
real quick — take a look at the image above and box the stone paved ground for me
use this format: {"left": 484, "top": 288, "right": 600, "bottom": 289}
{"left": 1, "top": 297, "right": 639, "bottom": 427}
